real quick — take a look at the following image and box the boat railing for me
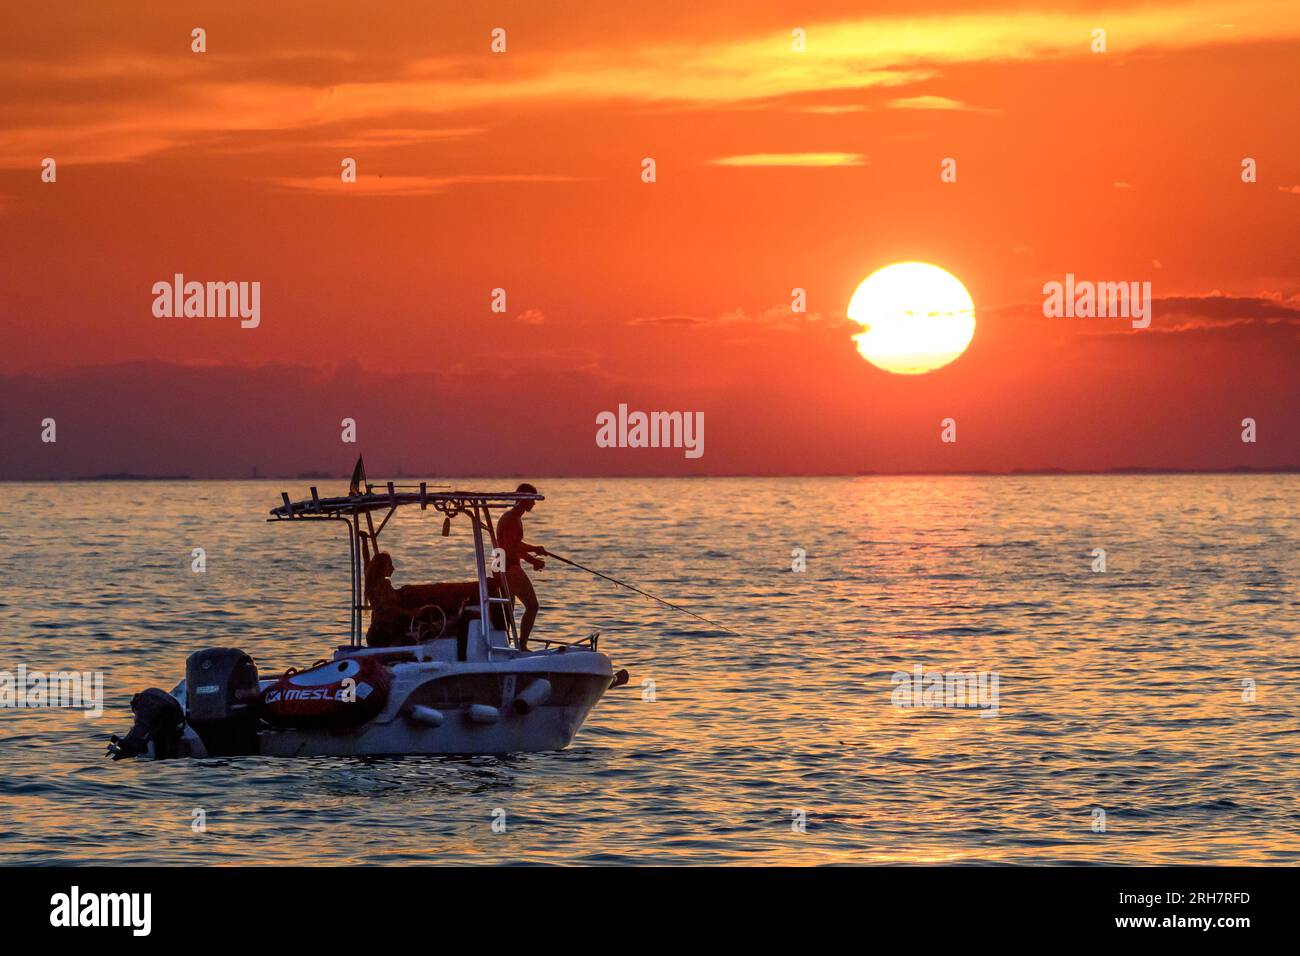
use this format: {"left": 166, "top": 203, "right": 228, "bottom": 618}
{"left": 533, "top": 632, "right": 600, "bottom": 652}
{"left": 269, "top": 483, "right": 543, "bottom": 520}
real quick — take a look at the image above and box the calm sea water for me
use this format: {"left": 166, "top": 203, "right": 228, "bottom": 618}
{"left": 0, "top": 476, "right": 1296, "bottom": 865}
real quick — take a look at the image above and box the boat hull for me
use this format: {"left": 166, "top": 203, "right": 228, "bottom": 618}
{"left": 259, "top": 668, "right": 610, "bottom": 757}
{"left": 165, "top": 648, "right": 613, "bottom": 758}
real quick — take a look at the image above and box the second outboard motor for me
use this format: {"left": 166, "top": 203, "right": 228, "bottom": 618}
{"left": 107, "top": 687, "right": 184, "bottom": 760}
{"left": 185, "top": 648, "right": 260, "bottom": 756}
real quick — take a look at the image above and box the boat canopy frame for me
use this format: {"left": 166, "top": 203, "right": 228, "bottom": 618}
{"left": 268, "top": 482, "right": 543, "bottom": 650}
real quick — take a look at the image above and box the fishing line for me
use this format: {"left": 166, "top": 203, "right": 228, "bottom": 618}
{"left": 543, "top": 550, "right": 743, "bottom": 636}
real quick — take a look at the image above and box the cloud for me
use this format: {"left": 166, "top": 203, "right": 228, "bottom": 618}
{"left": 1278, "top": 185, "right": 1300, "bottom": 195}
{"left": 986, "top": 291, "right": 1300, "bottom": 336}
{"left": 327, "top": 127, "right": 483, "bottom": 147}
{"left": 0, "top": 358, "right": 633, "bottom": 480}
{"left": 1073, "top": 292, "right": 1300, "bottom": 335}
{"left": 271, "top": 173, "right": 586, "bottom": 195}
{"left": 630, "top": 304, "right": 851, "bottom": 331}
{"left": 797, "top": 104, "right": 870, "bottom": 114}
{"left": 887, "top": 95, "right": 982, "bottom": 111}
{"left": 626, "top": 314, "right": 707, "bottom": 327}
{"left": 4, "top": 1, "right": 1295, "bottom": 169}
{"left": 710, "top": 152, "right": 866, "bottom": 167}
{"left": 515, "top": 309, "right": 546, "bottom": 325}
{"left": 1156, "top": 293, "right": 1300, "bottom": 322}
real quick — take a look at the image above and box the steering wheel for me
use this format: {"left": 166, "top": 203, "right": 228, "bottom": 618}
{"left": 407, "top": 604, "right": 447, "bottom": 642}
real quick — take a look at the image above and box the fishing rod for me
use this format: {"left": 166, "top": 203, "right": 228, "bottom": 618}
{"left": 542, "top": 549, "right": 743, "bottom": 636}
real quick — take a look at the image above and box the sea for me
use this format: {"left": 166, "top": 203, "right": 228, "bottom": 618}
{"left": 0, "top": 476, "right": 1296, "bottom": 864}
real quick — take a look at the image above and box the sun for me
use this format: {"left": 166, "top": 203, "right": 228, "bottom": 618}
{"left": 848, "top": 262, "right": 975, "bottom": 374}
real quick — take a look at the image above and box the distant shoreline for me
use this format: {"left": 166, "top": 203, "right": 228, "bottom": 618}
{"left": 3, "top": 466, "right": 1297, "bottom": 483}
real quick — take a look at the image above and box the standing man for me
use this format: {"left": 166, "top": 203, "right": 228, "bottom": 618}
{"left": 496, "top": 483, "right": 545, "bottom": 649}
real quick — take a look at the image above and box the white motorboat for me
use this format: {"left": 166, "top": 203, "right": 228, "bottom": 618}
{"left": 108, "top": 472, "right": 627, "bottom": 759}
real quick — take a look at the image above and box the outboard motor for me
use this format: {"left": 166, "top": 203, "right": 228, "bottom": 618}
{"left": 107, "top": 687, "right": 184, "bottom": 760}
{"left": 185, "top": 647, "right": 260, "bottom": 756}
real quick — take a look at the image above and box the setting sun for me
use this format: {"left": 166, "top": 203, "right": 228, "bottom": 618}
{"left": 848, "top": 262, "right": 976, "bottom": 374}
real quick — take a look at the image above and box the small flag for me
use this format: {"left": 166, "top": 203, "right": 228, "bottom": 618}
{"left": 348, "top": 456, "right": 367, "bottom": 496}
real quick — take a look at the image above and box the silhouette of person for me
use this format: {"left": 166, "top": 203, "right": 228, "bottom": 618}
{"left": 496, "top": 483, "right": 545, "bottom": 649}
{"left": 364, "top": 552, "right": 448, "bottom": 647}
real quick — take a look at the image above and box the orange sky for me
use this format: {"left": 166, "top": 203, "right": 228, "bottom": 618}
{"left": 1, "top": 1, "right": 1296, "bottom": 477}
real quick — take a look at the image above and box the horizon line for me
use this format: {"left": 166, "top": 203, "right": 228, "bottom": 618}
{"left": 5, "top": 465, "right": 1298, "bottom": 483}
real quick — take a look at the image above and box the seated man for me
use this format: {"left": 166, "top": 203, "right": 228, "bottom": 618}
{"left": 364, "top": 552, "right": 454, "bottom": 647}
